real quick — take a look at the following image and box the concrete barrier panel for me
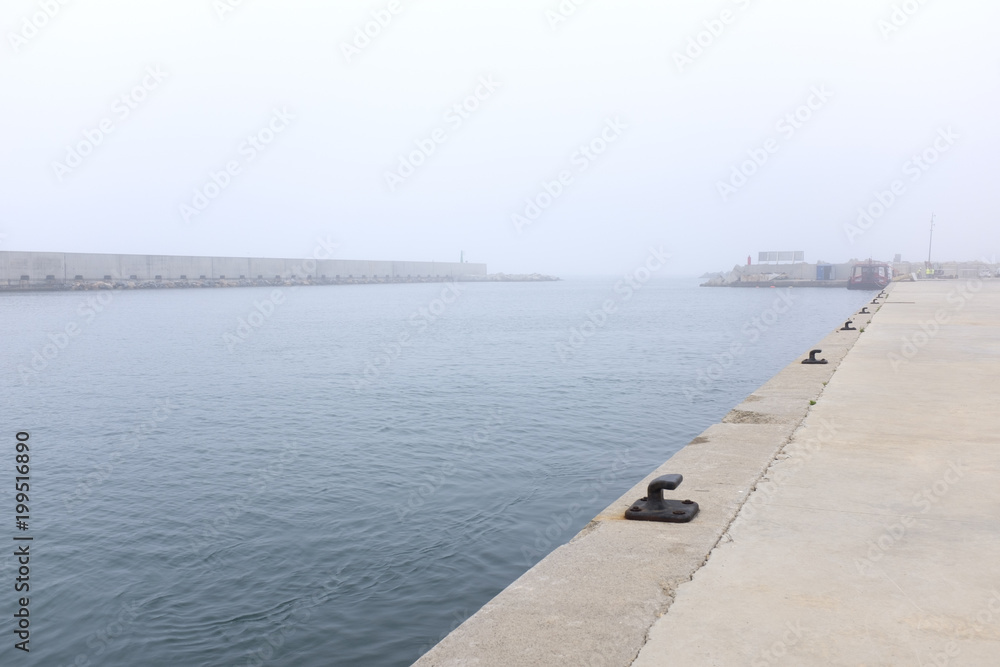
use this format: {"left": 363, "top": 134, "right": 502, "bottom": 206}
{"left": 119, "top": 255, "right": 151, "bottom": 280}
{"left": 65, "top": 253, "right": 122, "bottom": 280}
{"left": 5, "top": 252, "right": 65, "bottom": 283}
{"left": 187, "top": 257, "right": 214, "bottom": 279}
{"left": 393, "top": 261, "right": 423, "bottom": 277}
{"left": 148, "top": 255, "right": 182, "bottom": 279}
{"left": 369, "top": 261, "right": 393, "bottom": 278}
{"left": 211, "top": 257, "right": 250, "bottom": 279}
{"left": 316, "top": 259, "right": 348, "bottom": 280}
{"left": 249, "top": 258, "right": 288, "bottom": 279}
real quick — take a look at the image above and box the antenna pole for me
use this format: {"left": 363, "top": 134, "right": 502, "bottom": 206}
{"left": 927, "top": 213, "right": 935, "bottom": 265}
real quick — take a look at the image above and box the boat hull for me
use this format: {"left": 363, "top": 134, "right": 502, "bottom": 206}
{"left": 847, "top": 261, "right": 891, "bottom": 290}
{"left": 846, "top": 280, "right": 889, "bottom": 290}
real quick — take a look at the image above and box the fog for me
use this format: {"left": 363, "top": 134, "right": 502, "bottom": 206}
{"left": 2, "top": 0, "right": 997, "bottom": 276}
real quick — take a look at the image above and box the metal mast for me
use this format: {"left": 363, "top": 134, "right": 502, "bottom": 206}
{"left": 927, "top": 213, "right": 935, "bottom": 265}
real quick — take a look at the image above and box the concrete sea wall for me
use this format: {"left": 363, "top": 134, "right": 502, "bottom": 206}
{"left": 0, "top": 251, "right": 486, "bottom": 287}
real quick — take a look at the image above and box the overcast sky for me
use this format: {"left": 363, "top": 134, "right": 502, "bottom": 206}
{"left": 1, "top": 0, "right": 997, "bottom": 276}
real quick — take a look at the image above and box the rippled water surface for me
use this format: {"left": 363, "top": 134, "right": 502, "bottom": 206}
{"left": 0, "top": 278, "right": 872, "bottom": 666}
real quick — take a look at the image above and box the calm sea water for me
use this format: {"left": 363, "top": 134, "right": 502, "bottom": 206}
{"left": 0, "top": 278, "right": 871, "bottom": 666}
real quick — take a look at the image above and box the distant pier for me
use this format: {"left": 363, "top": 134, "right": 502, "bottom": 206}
{"left": 703, "top": 258, "right": 996, "bottom": 287}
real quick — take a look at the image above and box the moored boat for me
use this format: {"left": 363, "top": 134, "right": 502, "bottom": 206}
{"left": 847, "top": 260, "right": 892, "bottom": 290}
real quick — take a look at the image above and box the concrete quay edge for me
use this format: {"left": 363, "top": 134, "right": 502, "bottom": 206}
{"left": 412, "top": 289, "right": 886, "bottom": 666}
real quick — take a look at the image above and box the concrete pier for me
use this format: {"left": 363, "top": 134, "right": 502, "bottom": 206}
{"left": 414, "top": 280, "right": 1000, "bottom": 666}
{"left": 633, "top": 280, "right": 1000, "bottom": 665}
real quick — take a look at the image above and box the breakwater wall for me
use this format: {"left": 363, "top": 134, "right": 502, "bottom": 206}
{"left": 0, "top": 251, "right": 486, "bottom": 288}
{"left": 413, "top": 292, "right": 884, "bottom": 666}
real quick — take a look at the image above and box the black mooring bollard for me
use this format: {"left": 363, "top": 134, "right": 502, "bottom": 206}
{"left": 841, "top": 320, "right": 856, "bottom": 331}
{"left": 624, "top": 474, "right": 699, "bottom": 523}
{"left": 802, "top": 349, "right": 828, "bottom": 365}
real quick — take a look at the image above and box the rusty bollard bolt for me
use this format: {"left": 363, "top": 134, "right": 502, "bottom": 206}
{"left": 624, "top": 474, "right": 699, "bottom": 523}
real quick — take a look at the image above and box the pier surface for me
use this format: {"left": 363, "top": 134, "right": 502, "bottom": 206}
{"left": 633, "top": 280, "right": 1000, "bottom": 665}
{"left": 415, "top": 281, "right": 1000, "bottom": 666}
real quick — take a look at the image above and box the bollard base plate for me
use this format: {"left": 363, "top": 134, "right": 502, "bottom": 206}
{"left": 625, "top": 498, "right": 699, "bottom": 523}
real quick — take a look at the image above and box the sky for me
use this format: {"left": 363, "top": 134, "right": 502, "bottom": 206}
{"left": 1, "top": 0, "right": 998, "bottom": 276}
